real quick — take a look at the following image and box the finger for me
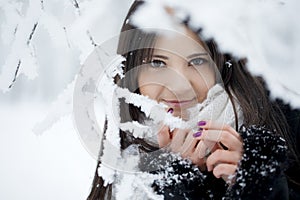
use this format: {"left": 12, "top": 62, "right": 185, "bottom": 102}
{"left": 206, "top": 149, "right": 241, "bottom": 171}
{"left": 180, "top": 130, "right": 199, "bottom": 157}
{"left": 195, "top": 140, "right": 210, "bottom": 159}
{"left": 189, "top": 153, "right": 206, "bottom": 170}
{"left": 194, "top": 129, "right": 242, "bottom": 152}
{"left": 208, "top": 142, "right": 220, "bottom": 154}
{"left": 194, "top": 139, "right": 219, "bottom": 158}
{"left": 197, "top": 120, "right": 240, "bottom": 138}
{"left": 157, "top": 125, "right": 171, "bottom": 148}
{"left": 169, "top": 129, "right": 189, "bottom": 153}
{"left": 190, "top": 143, "right": 219, "bottom": 170}
{"left": 212, "top": 163, "right": 237, "bottom": 180}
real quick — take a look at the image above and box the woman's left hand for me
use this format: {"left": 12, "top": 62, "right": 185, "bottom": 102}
{"left": 193, "top": 121, "right": 243, "bottom": 183}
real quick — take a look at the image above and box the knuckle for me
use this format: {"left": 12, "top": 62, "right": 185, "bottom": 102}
{"left": 223, "top": 124, "right": 230, "bottom": 130}
{"left": 216, "top": 164, "right": 226, "bottom": 172}
{"left": 190, "top": 156, "right": 198, "bottom": 164}
{"left": 213, "top": 168, "right": 222, "bottom": 178}
{"left": 234, "top": 151, "right": 242, "bottom": 161}
{"left": 221, "top": 131, "right": 230, "bottom": 141}
{"left": 213, "top": 149, "right": 223, "bottom": 157}
{"left": 181, "top": 151, "right": 188, "bottom": 158}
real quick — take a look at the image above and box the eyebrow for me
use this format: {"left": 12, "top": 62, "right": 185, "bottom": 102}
{"left": 187, "top": 53, "right": 208, "bottom": 59}
{"left": 152, "top": 53, "right": 208, "bottom": 60}
{"left": 152, "top": 55, "right": 169, "bottom": 60}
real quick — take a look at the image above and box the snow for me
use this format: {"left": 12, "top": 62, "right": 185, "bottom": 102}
{"left": 0, "top": 103, "right": 95, "bottom": 200}
{"left": 33, "top": 80, "right": 75, "bottom": 135}
{"left": 0, "top": 0, "right": 41, "bottom": 92}
{"left": 131, "top": 0, "right": 300, "bottom": 108}
{"left": 1, "top": 0, "right": 300, "bottom": 199}
{"left": 131, "top": 0, "right": 184, "bottom": 34}
{"left": 0, "top": 0, "right": 132, "bottom": 92}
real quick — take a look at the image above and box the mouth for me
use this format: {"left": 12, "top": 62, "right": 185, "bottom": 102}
{"left": 162, "top": 98, "right": 197, "bottom": 108}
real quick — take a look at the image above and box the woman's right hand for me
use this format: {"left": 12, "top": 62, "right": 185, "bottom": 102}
{"left": 157, "top": 120, "right": 243, "bottom": 183}
{"left": 157, "top": 125, "right": 210, "bottom": 169}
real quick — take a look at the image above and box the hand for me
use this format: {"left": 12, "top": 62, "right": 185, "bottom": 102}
{"left": 157, "top": 120, "right": 243, "bottom": 183}
{"left": 157, "top": 124, "right": 210, "bottom": 170}
{"left": 193, "top": 120, "right": 243, "bottom": 183}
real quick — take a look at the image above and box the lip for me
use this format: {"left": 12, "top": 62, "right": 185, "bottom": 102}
{"left": 162, "top": 98, "right": 197, "bottom": 108}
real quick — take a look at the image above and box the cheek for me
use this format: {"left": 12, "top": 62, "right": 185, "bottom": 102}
{"left": 204, "top": 73, "right": 216, "bottom": 88}
{"left": 139, "top": 84, "right": 164, "bottom": 101}
{"left": 138, "top": 70, "right": 166, "bottom": 101}
{"left": 193, "top": 70, "right": 216, "bottom": 101}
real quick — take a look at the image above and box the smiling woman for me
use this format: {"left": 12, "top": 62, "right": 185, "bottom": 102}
{"left": 138, "top": 28, "right": 216, "bottom": 119}
{"left": 87, "top": 0, "right": 298, "bottom": 199}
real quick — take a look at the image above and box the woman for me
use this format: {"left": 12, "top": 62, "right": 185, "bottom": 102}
{"left": 88, "top": 1, "right": 298, "bottom": 199}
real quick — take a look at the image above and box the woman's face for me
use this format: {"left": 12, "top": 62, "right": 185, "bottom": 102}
{"left": 138, "top": 28, "right": 216, "bottom": 119}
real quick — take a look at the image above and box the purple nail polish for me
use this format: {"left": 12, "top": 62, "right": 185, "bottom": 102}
{"left": 197, "top": 121, "right": 206, "bottom": 126}
{"left": 193, "top": 131, "right": 202, "bottom": 138}
{"left": 198, "top": 127, "right": 203, "bottom": 131}
{"left": 167, "top": 108, "right": 174, "bottom": 114}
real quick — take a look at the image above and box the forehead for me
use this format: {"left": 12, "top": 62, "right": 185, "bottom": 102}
{"left": 153, "top": 28, "right": 207, "bottom": 57}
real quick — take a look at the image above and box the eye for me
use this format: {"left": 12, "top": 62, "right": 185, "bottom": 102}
{"left": 189, "top": 57, "right": 207, "bottom": 66}
{"left": 150, "top": 59, "right": 166, "bottom": 68}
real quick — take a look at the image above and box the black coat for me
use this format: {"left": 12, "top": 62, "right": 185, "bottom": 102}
{"left": 277, "top": 100, "right": 300, "bottom": 200}
{"left": 141, "top": 125, "right": 289, "bottom": 199}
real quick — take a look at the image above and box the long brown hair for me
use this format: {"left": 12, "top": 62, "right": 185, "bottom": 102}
{"left": 87, "top": 1, "right": 295, "bottom": 199}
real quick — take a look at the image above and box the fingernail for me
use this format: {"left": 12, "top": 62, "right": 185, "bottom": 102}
{"left": 193, "top": 131, "right": 202, "bottom": 138}
{"left": 198, "top": 127, "right": 203, "bottom": 131}
{"left": 167, "top": 108, "right": 174, "bottom": 114}
{"left": 197, "top": 121, "right": 206, "bottom": 126}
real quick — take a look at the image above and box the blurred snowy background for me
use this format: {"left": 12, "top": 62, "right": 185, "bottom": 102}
{"left": 0, "top": 0, "right": 133, "bottom": 199}
{"left": 0, "top": 0, "right": 300, "bottom": 199}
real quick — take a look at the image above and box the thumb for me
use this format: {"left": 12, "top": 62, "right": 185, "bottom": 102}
{"left": 157, "top": 124, "right": 171, "bottom": 148}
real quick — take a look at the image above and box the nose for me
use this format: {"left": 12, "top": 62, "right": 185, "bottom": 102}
{"left": 163, "top": 59, "right": 196, "bottom": 99}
